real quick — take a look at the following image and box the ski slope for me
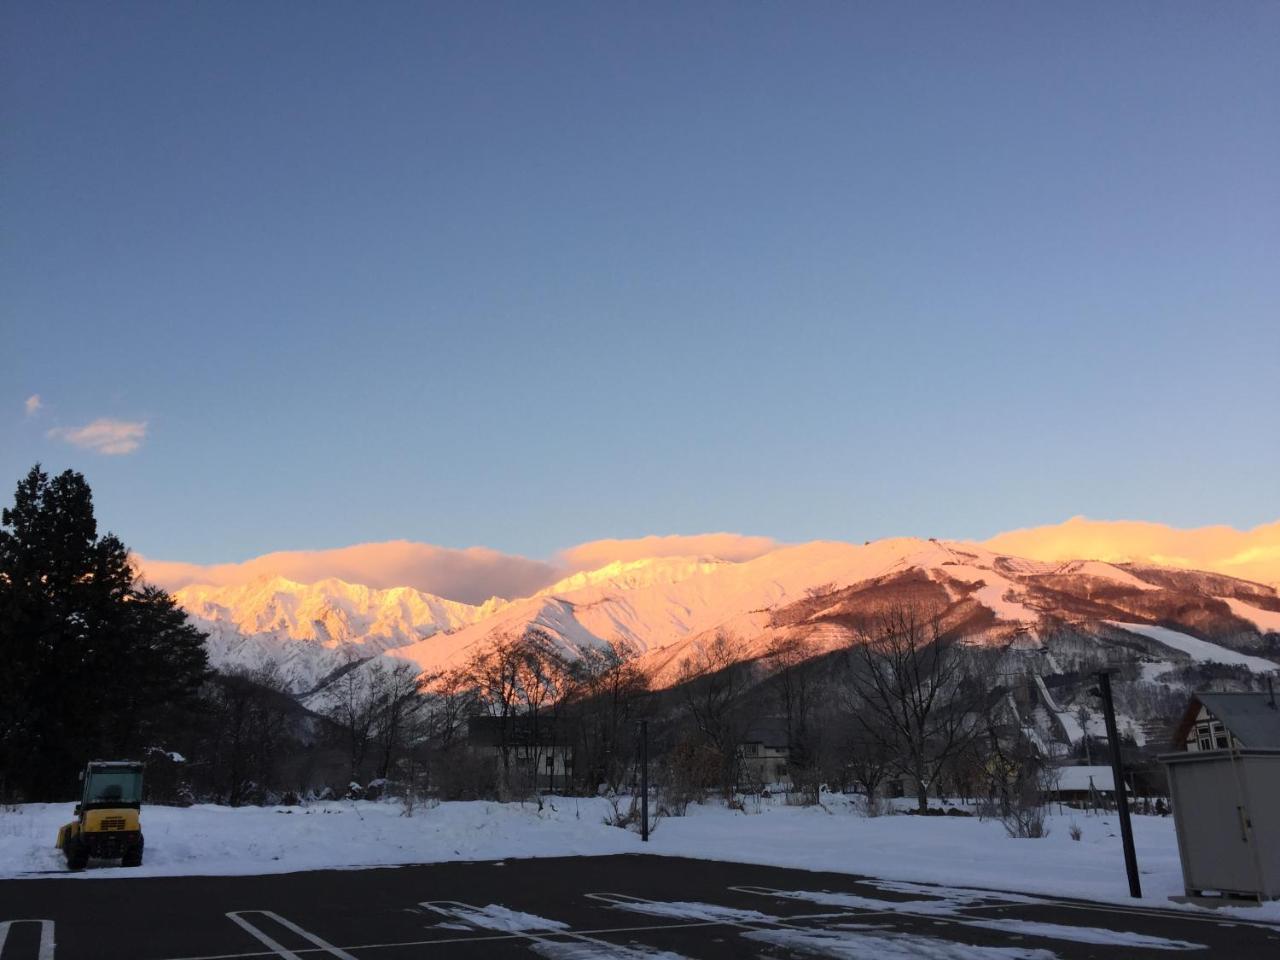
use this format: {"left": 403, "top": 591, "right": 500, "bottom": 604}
{"left": 1107, "top": 621, "right": 1277, "bottom": 672}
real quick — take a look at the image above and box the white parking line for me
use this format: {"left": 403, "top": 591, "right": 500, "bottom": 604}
{"left": 0, "top": 920, "right": 56, "bottom": 960}
{"left": 226, "top": 912, "right": 357, "bottom": 960}
{"left": 159, "top": 919, "right": 731, "bottom": 960}
{"left": 420, "top": 899, "right": 690, "bottom": 958}
{"left": 584, "top": 891, "right": 830, "bottom": 935}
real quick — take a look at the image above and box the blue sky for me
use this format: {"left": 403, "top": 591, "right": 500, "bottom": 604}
{"left": 3, "top": 2, "right": 1277, "bottom": 565}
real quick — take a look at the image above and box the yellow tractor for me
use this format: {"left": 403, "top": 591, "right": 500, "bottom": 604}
{"left": 56, "top": 760, "right": 145, "bottom": 870}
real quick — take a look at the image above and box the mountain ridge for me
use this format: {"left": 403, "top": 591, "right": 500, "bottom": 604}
{"left": 172, "top": 538, "right": 1280, "bottom": 695}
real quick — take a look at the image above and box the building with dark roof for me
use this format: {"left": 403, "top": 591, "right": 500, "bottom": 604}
{"left": 1160, "top": 687, "right": 1280, "bottom": 901}
{"left": 1171, "top": 691, "right": 1280, "bottom": 753}
{"left": 738, "top": 718, "right": 791, "bottom": 787}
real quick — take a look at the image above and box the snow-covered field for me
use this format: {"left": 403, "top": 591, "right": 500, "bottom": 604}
{"left": 5, "top": 793, "right": 1275, "bottom": 921}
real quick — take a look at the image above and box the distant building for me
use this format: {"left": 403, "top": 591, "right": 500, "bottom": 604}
{"left": 738, "top": 718, "right": 791, "bottom": 787}
{"left": 466, "top": 715, "right": 576, "bottom": 792}
{"left": 1045, "top": 764, "right": 1121, "bottom": 806}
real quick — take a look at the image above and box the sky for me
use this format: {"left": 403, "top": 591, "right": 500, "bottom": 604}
{"left": 3, "top": 2, "right": 1278, "bottom": 571}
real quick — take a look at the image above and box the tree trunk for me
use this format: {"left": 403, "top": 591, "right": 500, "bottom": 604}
{"left": 916, "top": 780, "right": 929, "bottom": 814}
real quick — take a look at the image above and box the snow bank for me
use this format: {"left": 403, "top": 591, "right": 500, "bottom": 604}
{"left": 3, "top": 795, "right": 1276, "bottom": 921}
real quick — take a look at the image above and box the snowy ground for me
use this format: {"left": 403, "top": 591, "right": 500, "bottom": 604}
{"left": 3, "top": 794, "right": 1276, "bottom": 922}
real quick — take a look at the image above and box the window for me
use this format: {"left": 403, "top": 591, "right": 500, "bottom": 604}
{"left": 84, "top": 769, "right": 143, "bottom": 805}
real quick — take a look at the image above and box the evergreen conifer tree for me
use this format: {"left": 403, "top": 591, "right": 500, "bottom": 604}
{"left": 0, "top": 464, "right": 209, "bottom": 800}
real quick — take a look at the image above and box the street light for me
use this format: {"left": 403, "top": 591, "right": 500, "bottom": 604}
{"left": 1090, "top": 672, "right": 1141, "bottom": 898}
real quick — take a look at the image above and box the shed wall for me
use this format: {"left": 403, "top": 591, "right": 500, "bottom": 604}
{"left": 1163, "top": 752, "right": 1280, "bottom": 899}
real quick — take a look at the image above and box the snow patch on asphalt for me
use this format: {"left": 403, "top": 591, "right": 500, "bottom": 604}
{"left": 598, "top": 898, "right": 776, "bottom": 924}
{"left": 962, "top": 919, "right": 1203, "bottom": 951}
{"left": 425, "top": 903, "right": 568, "bottom": 932}
{"left": 744, "top": 927, "right": 1057, "bottom": 959}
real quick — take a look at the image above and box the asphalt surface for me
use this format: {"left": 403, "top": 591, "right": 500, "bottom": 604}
{"left": 2, "top": 855, "right": 1277, "bottom": 959}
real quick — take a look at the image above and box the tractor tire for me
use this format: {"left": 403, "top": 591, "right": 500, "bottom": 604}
{"left": 122, "top": 836, "right": 144, "bottom": 867}
{"left": 65, "top": 836, "right": 88, "bottom": 871}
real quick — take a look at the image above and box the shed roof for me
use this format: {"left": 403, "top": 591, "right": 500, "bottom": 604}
{"left": 1174, "top": 692, "right": 1280, "bottom": 749}
{"left": 1052, "top": 765, "right": 1116, "bottom": 793}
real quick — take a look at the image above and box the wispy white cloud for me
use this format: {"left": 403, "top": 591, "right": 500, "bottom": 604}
{"left": 23, "top": 394, "right": 42, "bottom": 416}
{"left": 48, "top": 418, "right": 147, "bottom": 455}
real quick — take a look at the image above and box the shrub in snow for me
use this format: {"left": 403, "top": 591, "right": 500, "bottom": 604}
{"left": 602, "top": 794, "right": 660, "bottom": 836}
{"left": 1069, "top": 821, "right": 1083, "bottom": 841}
{"left": 657, "top": 737, "right": 720, "bottom": 816}
{"left": 1002, "top": 800, "right": 1050, "bottom": 839}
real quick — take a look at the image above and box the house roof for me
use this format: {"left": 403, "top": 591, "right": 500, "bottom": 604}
{"left": 1175, "top": 692, "right": 1280, "bottom": 749}
{"left": 1051, "top": 765, "right": 1116, "bottom": 793}
{"left": 740, "top": 717, "right": 790, "bottom": 749}
{"left": 466, "top": 715, "right": 576, "bottom": 747}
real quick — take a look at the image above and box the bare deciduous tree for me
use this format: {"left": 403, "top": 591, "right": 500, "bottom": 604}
{"left": 764, "top": 634, "right": 822, "bottom": 802}
{"left": 206, "top": 662, "right": 292, "bottom": 806}
{"left": 371, "top": 661, "right": 425, "bottom": 781}
{"left": 846, "top": 603, "right": 981, "bottom": 813}
{"left": 568, "top": 639, "right": 650, "bottom": 793}
{"left": 327, "top": 656, "right": 381, "bottom": 786}
{"left": 676, "top": 631, "right": 754, "bottom": 796}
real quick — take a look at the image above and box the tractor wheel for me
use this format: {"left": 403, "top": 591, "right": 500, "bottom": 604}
{"left": 122, "top": 836, "right": 144, "bottom": 867}
{"left": 65, "top": 836, "right": 88, "bottom": 871}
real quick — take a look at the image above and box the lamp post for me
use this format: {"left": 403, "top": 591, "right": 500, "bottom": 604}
{"left": 640, "top": 719, "right": 649, "bottom": 842}
{"left": 1094, "top": 671, "right": 1141, "bottom": 898}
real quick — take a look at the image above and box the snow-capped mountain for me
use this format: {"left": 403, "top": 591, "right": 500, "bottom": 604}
{"left": 175, "top": 576, "right": 506, "bottom": 691}
{"left": 174, "top": 538, "right": 1280, "bottom": 694}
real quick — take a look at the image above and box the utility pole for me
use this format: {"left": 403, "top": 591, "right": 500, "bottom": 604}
{"left": 640, "top": 720, "right": 649, "bottom": 842}
{"left": 1096, "top": 671, "right": 1141, "bottom": 898}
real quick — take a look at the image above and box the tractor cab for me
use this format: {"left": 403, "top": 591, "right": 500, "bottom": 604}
{"left": 56, "top": 760, "right": 145, "bottom": 869}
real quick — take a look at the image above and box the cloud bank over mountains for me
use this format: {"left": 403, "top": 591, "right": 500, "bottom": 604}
{"left": 136, "top": 541, "right": 559, "bottom": 606}
{"left": 555, "top": 533, "right": 779, "bottom": 571}
{"left": 136, "top": 533, "right": 780, "bottom": 604}
{"left": 135, "top": 519, "right": 1280, "bottom": 604}
{"left": 985, "top": 517, "right": 1280, "bottom": 590}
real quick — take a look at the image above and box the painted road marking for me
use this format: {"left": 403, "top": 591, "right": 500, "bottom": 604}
{"left": 0, "top": 921, "right": 55, "bottom": 960}
{"left": 161, "top": 920, "right": 730, "bottom": 960}
{"left": 584, "top": 891, "right": 840, "bottom": 934}
{"left": 226, "top": 912, "right": 357, "bottom": 960}
{"left": 421, "top": 899, "right": 691, "bottom": 958}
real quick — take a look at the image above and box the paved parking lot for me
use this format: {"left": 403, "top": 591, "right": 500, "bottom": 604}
{"left": 3, "top": 855, "right": 1277, "bottom": 959}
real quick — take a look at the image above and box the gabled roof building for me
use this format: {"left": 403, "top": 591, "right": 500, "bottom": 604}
{"left": 1160, "top": 686, "right": 1280, "bottom": 902}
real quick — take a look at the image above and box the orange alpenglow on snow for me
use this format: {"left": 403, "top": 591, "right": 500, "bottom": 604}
{"left": 137, "top": 521, "right": 1280, "bottom": 602}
